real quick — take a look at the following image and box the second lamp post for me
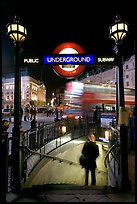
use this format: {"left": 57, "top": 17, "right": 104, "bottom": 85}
{"left": 7, "top": 15, "right": 27, "bottom": 192}
{"left": 109, "top": 15, "right": 131, "bottom": 191}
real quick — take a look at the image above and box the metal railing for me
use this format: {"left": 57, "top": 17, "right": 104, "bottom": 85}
{"left": 21, "top": 144, "right": 106, "bottom": 174}
{"left": 104, "top": 144, "right": 120, "bottom": 168}
{"left": 4, "top": 116, "right": 135, "bottom": 198}
{"left": 6, "top": 117, "right": 92, "bottom": 193}
{"left": 104, "top": 126, "right": 121, "bottom": 188}
{"left": 104, "top": 126, "right": 120, "bottom": 167}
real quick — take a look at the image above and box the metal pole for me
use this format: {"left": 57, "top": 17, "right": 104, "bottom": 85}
{"left": 12, "top": 41, "right": 21, "bottom": 192}
{"left": 113, "top": 45, "right": 119, "bottom": 126}
{"left": 115, "top": 66, "right": 119, "bottom": 126}
{"left": 117, "top": 42, "right": 131, "bottom": 191}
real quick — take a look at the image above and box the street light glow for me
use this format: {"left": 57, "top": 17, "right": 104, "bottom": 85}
{"left": 109, "top": 15, "right": 128, "bottom": 42}
{"left": 7, "top": 16, "right": 27, "bottom": 42}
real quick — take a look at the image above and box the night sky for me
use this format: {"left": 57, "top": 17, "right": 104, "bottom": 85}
{"left": 2, "top": 1, "right": 135, "bottom": 100}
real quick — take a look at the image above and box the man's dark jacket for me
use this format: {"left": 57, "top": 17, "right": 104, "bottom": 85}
{"left": 82, "top": 141, "right": 99, "bottom": 170}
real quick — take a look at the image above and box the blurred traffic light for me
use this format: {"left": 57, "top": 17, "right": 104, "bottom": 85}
{"left": 58, "top": 95, "right": 62, "bottom": 104}
{"left": 53, "top": 97, "right": 57, "bottom": 105}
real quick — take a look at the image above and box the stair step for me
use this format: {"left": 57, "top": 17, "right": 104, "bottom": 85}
{"left": 22, "top": 184, "right": 120, "bottom": 194}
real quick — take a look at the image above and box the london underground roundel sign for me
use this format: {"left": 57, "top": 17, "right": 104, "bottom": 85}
{"left": 52, "top": 42, "right": 86, "bottom": 79}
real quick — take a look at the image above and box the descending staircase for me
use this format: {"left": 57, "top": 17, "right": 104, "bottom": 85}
{"left": 6, "top": 140, "right": 135, "bottom": 202}
{"left": 24, "top": 138, "right": 108, "bottom": 188}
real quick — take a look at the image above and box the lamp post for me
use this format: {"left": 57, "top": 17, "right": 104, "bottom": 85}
{"left": 7, "top": 16, "right": 27, "bottom": 192}
{"left": 109, "top": 15, "right": 131, "bottom": 191}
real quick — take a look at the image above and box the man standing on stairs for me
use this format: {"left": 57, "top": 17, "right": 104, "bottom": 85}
{"left": 82, "top": 133, "right": 99, "bottom": 186}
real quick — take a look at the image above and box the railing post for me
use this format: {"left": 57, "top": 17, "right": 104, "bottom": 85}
{"left": 85, "top": 115, "right": 90, "bottom": 136}
{"left": 78, "top": 116, "right": 82, "bottom": 137}
{"left": 70, "top": 118, "right": 75, "bottom": 139}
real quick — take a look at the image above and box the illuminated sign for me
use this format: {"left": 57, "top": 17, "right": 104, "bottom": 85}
{"left": 22, "top": 56, "right": 115, "bottom": 66}
{"left": 44, "top": 54, "right": 94, "bottom": 65}
{"left": 23, "top": 58, "right": 40, "bottom": 64}
{"left": 21, "top": 43, "right": 115, "bottom": 80}
{"left": 94, "top": 56, "right": 115, "bottom": 65}
{"left": 97, "top": 57, "right": 115, "bottom": 62}
{"left": 52, "top": 42, "right": 87, "bottom": 79}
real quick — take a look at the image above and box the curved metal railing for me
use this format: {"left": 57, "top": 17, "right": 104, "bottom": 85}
{"left": 7, "top": 118, "right": 91, "bottom": 192}
{"left": 7, "top": 118, "right": 107, "bottom": 193}
{"left": 104, "top": 125, "right": 121, "bottom": 189}
{"left": 104, "top": 144, "right": 120, "bottom": 168}
{"left": 21, "top": 145, "right": 106, "bottom": 174}
{"left": 104, "top": 125, "right": 120, "bottom": 168}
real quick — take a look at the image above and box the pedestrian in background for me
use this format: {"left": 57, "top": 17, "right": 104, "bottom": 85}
{"left": 30, "top": 106, "right": 34, "bottom": 120}
{"left": 24, "top": 106, "right": 29, "bottom": 121}
{"left": 81, "top": 133, "right": 99, "bottom": 186}
{"left": 93, "top": 106, "right": 101, "bottom": 126}
{"left": 20, "top": 107, "right": 23, "bottom": 122}
{"left": 33, "top": 107, "right": 37, "bottom": 121}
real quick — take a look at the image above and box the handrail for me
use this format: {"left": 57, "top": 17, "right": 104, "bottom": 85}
{"left": 104, "top": 144, "right": 120, "bottom": 168}
{"left": 20, "top": 145, "right": 106, "bottom": 174}
{"left": 7, "top": 120, "right": 107, "bottom": 193}
{"left": 110, "top": 126, "right": 119, "bottom": 133}
{"left": 21, "top": 145, "right": 80, "bottom": 166}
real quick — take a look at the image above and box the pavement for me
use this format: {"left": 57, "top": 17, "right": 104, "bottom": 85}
{"left": 6, "top": 137, "right": 135, "bottom": 202}
{"left": 6, "top": 114, "right": 56, "bottom": 135}
{"left": 7, "top": 182, "right": 135, "bottom": 202}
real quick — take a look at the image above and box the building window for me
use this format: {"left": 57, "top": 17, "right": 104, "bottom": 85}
{"left": 27, "top": 84, "right": 30, "bottom": 88}
{"left": 126, "top": 75, "right": 129, "bottom": 78}
{"left": 126, "top": 65, "right": 128, "bottom": 69}
{"left": 126, "top": 81, "right": 129, "bottom": 86}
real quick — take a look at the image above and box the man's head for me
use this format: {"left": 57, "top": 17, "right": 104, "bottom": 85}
{"left": 2, "top": 119, "right": 10, "bottom": 131}
{"left": 89, "top": 133, "right": 96, "bottom": 142}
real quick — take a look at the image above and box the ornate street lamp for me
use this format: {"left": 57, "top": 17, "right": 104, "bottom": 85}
{"left": 7, "top": 16, "right": 27, "bottom": 42}
{"left": 109, "top": 15, "right": 128, "bottom": 125}
{"left": 7, "top": 15, "right": 27, "bottom": 192}
{"left": 109, "top": 15, "right": 128, "bottom": 43}
{"left": 109, "top": 15, "right": 130, "bottom": 191}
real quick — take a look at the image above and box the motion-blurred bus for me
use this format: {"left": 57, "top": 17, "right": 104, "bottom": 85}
{"left": 81, "top": 83, "right": 135, "bottom": 106}
{"left": 64, "top": 82, "right": 135, "bottom": 118}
